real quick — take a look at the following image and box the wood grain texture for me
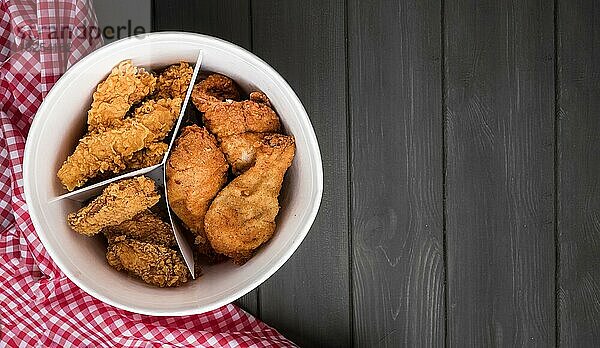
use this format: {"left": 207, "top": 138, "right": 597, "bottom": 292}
{"left": 251, "top": 0, "right": 351, "bottom": 346}
{"left": 347, "top": 0, "right": 444, "bottom": 346}
{"left": 152, "top": 0, "right": 258, "bottom": 316}
{"left": 152, "top": 0, "right": 251, "bottom": 50}
{"left": 444, "top": 0, "right": 556, "bottom": 346}
{"left": 557, "top": 0, "right": 600, "bottom": 346}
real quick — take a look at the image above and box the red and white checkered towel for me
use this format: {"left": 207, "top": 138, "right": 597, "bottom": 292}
{"left": 0, "top": 1, "right": 294, "bottom": 346}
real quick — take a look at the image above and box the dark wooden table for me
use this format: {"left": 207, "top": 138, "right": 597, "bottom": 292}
{"left": 153, "top": 0, "right": 599, "bottom": 346}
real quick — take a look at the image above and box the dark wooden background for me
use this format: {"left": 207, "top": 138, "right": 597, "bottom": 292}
{"left": 152, "top": 0, "right": 600, "bottom": 346}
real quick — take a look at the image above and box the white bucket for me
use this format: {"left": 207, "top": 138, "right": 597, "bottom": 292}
{"left": 23, "top": 32, "right": 323, "bottom": 316}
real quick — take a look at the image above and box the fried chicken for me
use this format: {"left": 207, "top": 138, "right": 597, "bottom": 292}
{"left": 248, "top": 91, "right": 272, "bottom": 107}
{"left": 87, "top": 60, "right": 157, "bottom": 132}
{"left": 57, "top": 123, "right": 153, "bottom": 190}
{"left": 204, "top": 134, "right": 295, "bottom": 263}
{"left": 102, "top": 210, "right": 175, "bottom": 247}
{"left": 202, "top": 100, "right": 281, "bottom": 139}
{"left": 155, "top": 62, "right": 194, "bottom": 99}
{"left": 219, "top": 132, "right": 271, "bottom": 175}
{"left": 131, "top": 98, "right": 183, "bottom": 141}
{"left": 166, "top": 125, "right": 228, "bottom": 254}
{"left": 106, "top": 239, "right": 188, "bottom": 287}
{"left": 67, "top": 176, "right": 160, "bottom": 236}
{"left": 57, "top": 98, "right": 181, "bottom": 190}
{"left": 191, "top": 74, "right": 241, "bottom": 112}
{"left": 125, "top": 142, "right": 168, "bottom": 170}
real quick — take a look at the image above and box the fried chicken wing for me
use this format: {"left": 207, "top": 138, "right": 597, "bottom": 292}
{"left": 103, "top": 210, "right": 175, "bottom": 247}
{"left": 204, "top": 134, "right": 295, "bottom": 263}
{"left": 57, "top": 98, "right": 181, "bottom": 190}
{"left": 67, "top": 176, "right": 160, "bottom": 236}
{"left": 191, "top": 74, "right": 241, "bottom": 112}
{"left": 166, "top": 125, "right": 228, "bottom": 254}
{"left": 155, "top": 62, "right": 194, "bottom": 99}
{"left": 106, "top": 239, "right": 188, "bottom": 287}
{"left": 219, "top": 132, "right": 271, "bottom": 175}
{"left": 88, "top": 60, "right": 157, "bottom": 132}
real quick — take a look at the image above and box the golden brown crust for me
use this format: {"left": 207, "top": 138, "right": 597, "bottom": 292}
{"left": 249, "top": 91, "right": 272, "bottom": 107}
{"left": 219, "top": 132, "right": 270, "bottom": 175}
{"left": 166, "top": 125, "right": 228, "bottom": 254}
{"left": 202, "top": 100, "right": 280, "bottom": 139}
{"left": 155, "top": 62, "right": 194, "bottom": 99}
{"left": 87, "top": 60, "right": 157, "bottom": 132}
{"left": 106, "top": 239, "right": 188, "bottom": 287}
{"left": 67, "top": 177, "right": 160, "bottom": 236}
{"left": 191, "top": 74, "right": 242, "bottom": 112}
{"left": 204, "top": 134, "right": 295, "bottom": 263}
{"left": 125, "top": 142, "right": 168, "bottom": 170}
{"left": 102, "top": 210, "right": 175, "bottom": 247}
{"left": 57, "top": 98, "right": 180, "bottom": 191}
{"left": 131, "top": 98, "right": 182, "bottom": 141}
{"left": 57, "top": 124, "right": 153, "bottom": 190}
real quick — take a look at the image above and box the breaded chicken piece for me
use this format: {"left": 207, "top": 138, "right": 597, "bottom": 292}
{"left": 191, "top": 74, "right": 241, "bottom": 112}
{"left": 68, "top": 176, "right": 160, "bottom": 236}
{"left": 102, "top": 210, "right": 175, "bottom": 247}
{"left": 202, "top": 100, "right": 280, "bottom": 139}
{"left": 248, "top": 91, "right": 272, "bottom": 107}
{"left": 155, "top": 62, "right": 194, "bottom": 99}
{"left": 57, "top": 123, "right": 153, "bottom": 190}
{"left": 219, "top": 133, "right": 265, "bottom": 175}
{"left": 106, "top": 239, "right": 188, "bottom": 287}
{"left": 57, "top": 98, "right": 181, "bottom": 190}
{"left": 125, "top": 142, "right": 168, "bottom": 170}
{"left": 204, "top": 134, "right": 295, "bottom": 263}
{"left": 88, "top": 60, "right": 157, "bottom": 132}
{"left": 166, "top": 125, "right": 228, "bottom": 254}
{"left": 131, "top": 98, "right": 183, "bottom": 141}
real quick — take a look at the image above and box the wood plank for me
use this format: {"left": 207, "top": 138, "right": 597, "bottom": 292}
{"left": 557, "top": 0, "right": 600, "bottom": 346}
{"left": 152, "top": 0, "right": 258, "bottom": 316}
{"left": 347, "top": 0, "right": 444, "bottom": 346}
{"left": 444, "top": 0, "right": 556, "bottom": 346}
{"left": 251, "top": 1, "right": 351, "bottom": 346}
{"left": 152, "top": 0, "right": 251, "bottom": 50}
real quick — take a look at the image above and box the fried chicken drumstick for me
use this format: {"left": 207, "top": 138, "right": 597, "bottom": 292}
{"left": 204, "top": 134, "right": 295, "bottom": 263}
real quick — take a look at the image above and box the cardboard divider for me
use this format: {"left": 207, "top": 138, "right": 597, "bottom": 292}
{"left": 49, "top": 52, "right": 204, "bottom": 278}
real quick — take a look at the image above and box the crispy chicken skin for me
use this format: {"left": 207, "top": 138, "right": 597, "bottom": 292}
{"left": 219, "top": 132, "right": 271, "bottom": 175}
{"left": 204, "top": 134, "right": 295, "bottom": 263}
{"left": 103, "top": 210, "right": 175, "bottom": 247}
{"left": 166, "top": 125, "right": 228, "bottom": 254}
{"left": 57, "top": 98, "right": 181, "bottom": 190}
{"left": 131, "top": 98, "right": 183, "bottom": 141}
{"left": 202, "top": 99, "right": 280, "bottom": 139}
{"left": 191, "top": 74, "right": 242, "bottom": 112}
{"left": 155, "top": 62, "right": 194, "bottom": 99}
{"left": 191, "top": 74, "right": 278, "bottom": 139}
{"left": 67, "top": 176, "right": 160, "bottom": 236}
{"left": 87, "top": 60, "right": 157, "bottom": 132}
{"left": 106, "top": 239, "right": 188, "bottom": 287}
{"left": 125, "top": 142, "right": 168, "bottom": 170}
